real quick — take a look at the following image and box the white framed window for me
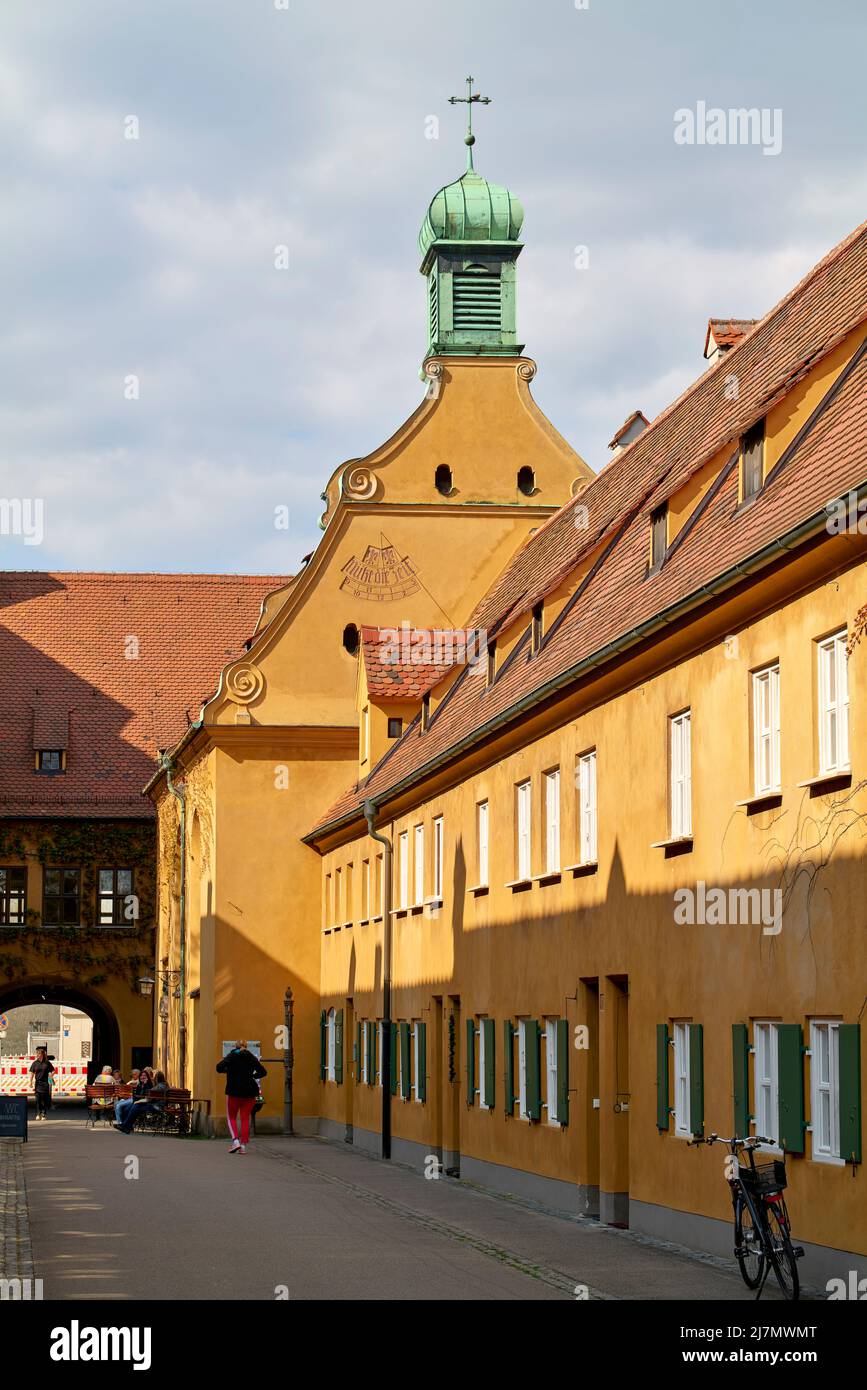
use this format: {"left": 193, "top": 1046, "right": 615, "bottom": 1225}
{"left": 670, "top": 710, "right": 692, "bottom": 839}
{"left": 545, "top": 1018, "right": 561, "bottom": 1125}
{"left": 324, "top": 872, "right": 332, "bottom": 929}
{"left": 544, "top": 769, "right": 560, "bottom": 873}
{"left": 752, "top": 663, "right": 781, "bottom": 794}
{"left": 516, "top": 780, "right": 531, "bottom": 879}
{"left": 334, "top": 867, "right": 342, "bottom": 926}
{"left": 810, "top": 1021, "right": 841, "bottom": 1161}
{"left": 412, "top": 1022, "right": 422, "bottom": 1102}
{"left": 518, "top": 1019, "right": 529, "bottom": 1119}
{"left": 361, "top": 858, "right": 370, "bottom": 920}
{"left": 817, "top": 631, "right": 849, "bottom": 774}
{"left": 326, "top": 1007, "right": 337, "bottom": 1082}
{"left": 398, "top": 830, "right": 409, "bottom": 910}
{"left": 375, "top": 853, "right": 383, "bottom": 917}
{"left": 673, "top": 1021, "right": 692, "bottom": 1135}
{"left": 479, "top": 1018, "right": 491, "bottom": 1109}
{"left": 377, "top": 1021, "right": 386, "bottom": 1087}
{"left": 753, "top": 1022, "right": 779, "bottom": 1146}
{"left": 432, "top": 815, "right": 444, "bottom": 899}
{"left": 477, "top": 800, "right": 489, "bottom": 886}
{"left": 345, "top": 862, "right": 353, "bottom": 923}
{"left": 360, "top": 705, "right": 369, "bottom": 763}
{"left": 361, "top": 1021, "right": 369, "bottom": 1083}
{"left": 577, "top": 749, "right": 597, "bottom": 863}
{"left": 398, "top": 1022, "right": 408, "bottom": 1099}
{"left": 414, "top": 824, "right": 424, "bottom": 905}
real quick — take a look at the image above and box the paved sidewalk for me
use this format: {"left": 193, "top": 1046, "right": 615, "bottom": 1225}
{"left": 0, "top": 1138, "right": 36, "bottom": 1287}
{"left": 23, "top": 1112, "right": 806, "bottom": 1301}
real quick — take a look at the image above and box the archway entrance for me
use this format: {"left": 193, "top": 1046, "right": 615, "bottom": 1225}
{"left": 0, "top": 980, "right": 124, "bottom": 1085}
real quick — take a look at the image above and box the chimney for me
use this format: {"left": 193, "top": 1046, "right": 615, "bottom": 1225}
{"left": 703, "top": 317, "right": 757, "bottom": 366}
{"left": 608, "top": 410, "right": 650, "bottom": 458}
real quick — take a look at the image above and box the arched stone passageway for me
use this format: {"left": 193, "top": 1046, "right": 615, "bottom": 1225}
{"left": 0, "top": 980, "right": 131, "bottom": 1082}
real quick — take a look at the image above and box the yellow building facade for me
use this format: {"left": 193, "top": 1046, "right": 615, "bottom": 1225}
{"left": 151, "top": 150, "right": 867, "bottom": 1283}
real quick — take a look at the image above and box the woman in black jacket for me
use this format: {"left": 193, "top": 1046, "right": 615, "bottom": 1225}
{"left": 216, "top": 1041, "right": 267, "bottom": 1154}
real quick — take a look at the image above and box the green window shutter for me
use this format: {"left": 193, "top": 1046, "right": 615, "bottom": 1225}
{"left": 390, "top": 1022, "right": 398, "bottom": 1096}
{"left": 417, "top": 1022, "right": 427, "bottom": 1103}
{"left": 400, "top": 1021, "right": 411, "bottom": 1098}
{"left": 732, "top": 1023, "right": 750, "bottom": 1137}
{"left": 466, "top": 1017, "right": 476, "bottom": 1106}
{"left": 656, "top": 1024, "right": 670, "bottom": 1131}
{"left": 556, "top": 1018, "right": 569, "bottom": 1126}
{"left": 367, "top": 1021, "right": 376, "bottom": 1086}
{"left": 483, "top": 1017, "right": 496, "bottom": 1111}
{"left": 525, "top": 1020, "right": 541, "bottom": 1121}
{"left": 688, "top": 1023, "right": 704, "bottom": 1138}
{"left": 839, "top": 1023, "right": 862, "bottom": 1164}
{"left": 355, "top": 1021, "right": 362, "bottom": 1078}
{"left": 777, "top": 1023, "right": 805, "bottom": 1153}
{"left": 319, "top": 1010, "right": 327, "bottom": 1082}
{"left": 504, "top": 1020, "right": 515, "bottom": 1114}
{"left": 335, "top": 1008, "right": 344, "bottom": 1084}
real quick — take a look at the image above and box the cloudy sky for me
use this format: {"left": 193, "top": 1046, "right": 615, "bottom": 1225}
{"left": 2, "top": 0, "right": 866, "bottom": 574}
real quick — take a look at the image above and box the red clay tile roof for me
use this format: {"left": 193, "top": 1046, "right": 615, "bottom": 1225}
{"left": 703, "top": 317, "right": 759, "bottom": 357}
{"left": 608, "top": 410, "right": 650, "bottom": 449}
{"left": 0, "top": 572, "right": 284, "bottom": 819}
{"left": 309, "top": 218, "right": 867, "bottom": 839}
{"left": 361, "top": 626, "right": 472, "bottom": 701}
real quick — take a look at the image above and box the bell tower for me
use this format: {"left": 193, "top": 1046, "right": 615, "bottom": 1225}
{"left": 419, "top": 77, "right": 524, "bottom": 360}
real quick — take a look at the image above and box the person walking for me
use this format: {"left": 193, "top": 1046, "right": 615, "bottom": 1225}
{"left": 216, "top": 1041, "right": 266, "bottom": 1154}
{"left": 29, "top": 1046, "right": 55, "bottom": 1120}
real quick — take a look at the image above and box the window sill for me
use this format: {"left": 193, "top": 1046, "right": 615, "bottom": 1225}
{"left": 372, "top": 914, "right": 383, "bottom": 923}
{"left": 810, "top": 1152, "right": 847, "bottom": 1167}
{"left": 796, "top": 768, "right": 852, "bottom": 793}
{"left": 466, "top": 883, "right": 490, "bottom": 897}
{"left": 650, "top": 836, "right": 693, "bottom": 857}
{"left": 735, "top": 790, "right": 783, "bottom": 812}
{"left": 423, "top": 895, "right": 443, "bottom": 911}
{"left": 390, "top": 908, "right": 409, "bottom": 919}
{"left": 410, "top": 904, "right": 424, "bottom": 916}
{"left": 358, "top": 917, "right": 370, "bottom": 926}
{"left": 531, "top": 870, "right": 561, "bottom": 886}
{"left": 562, "top": 860, "right": 598, "bottom": 877}
{"left": 505, "top": 877, "right": 533, "bottom": 892}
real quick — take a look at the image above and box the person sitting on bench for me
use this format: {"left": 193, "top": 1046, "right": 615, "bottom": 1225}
{"left": 113, "top": 1069, "right": 145, "bottom": 1130}
{"left": 114, "top": 1069, "right": 168, "bottom": 1133}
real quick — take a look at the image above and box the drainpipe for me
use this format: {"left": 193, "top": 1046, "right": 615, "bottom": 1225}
{"left": 364, "top": 798, "right": 392, "bottom": 1160}
{"left": 161, "top": 755, "right": 186, "bottom": 1089}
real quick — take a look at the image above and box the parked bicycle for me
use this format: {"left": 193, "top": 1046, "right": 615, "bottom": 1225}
{"left": 688, "top": 1132, "right": 804, "bottom": 1300}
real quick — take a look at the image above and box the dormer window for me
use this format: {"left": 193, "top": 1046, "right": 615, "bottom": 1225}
{"left": 517, "top": 466, "right": 536, "bottom": 496}
{"left": 435, "top": 464, "right": 453, "bottom": 496}
{"left": 421, "top": 693, "right": 431, "bottom": 732}
{"left": 342, "top": 623, "right": 360, "bottom": 656}
{"left": 36, "top": 750, "right": 64, "bottom": 774}
{"left": 486, "top": 640, "right": 497, "bottom": 688}
{"left": 650, "top": 504, "right": 668, "bottom": 571}
{"left": 387, "top": 717, "right": 403, "bottom": 739}
{"left": 531, "top": 603, "right": 543, "bottom": 654}
{"left": 741, "top": 419, "right": 765, "bottom": 503}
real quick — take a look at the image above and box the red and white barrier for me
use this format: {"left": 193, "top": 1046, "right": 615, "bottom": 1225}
{"left": 0, "top": 1057, "right": 88, "bottom": 1098}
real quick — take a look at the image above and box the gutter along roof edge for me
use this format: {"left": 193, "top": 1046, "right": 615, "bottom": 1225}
{"left": 303, "top": 484, "right": 866, "bottom": 845}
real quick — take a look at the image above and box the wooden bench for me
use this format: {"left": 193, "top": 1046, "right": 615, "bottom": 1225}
{"left": 85, "top": 1082, "right": 128, "bottom": 1127}
{"left": 129, "top": 1088, "right": 193, "bottom": 1136}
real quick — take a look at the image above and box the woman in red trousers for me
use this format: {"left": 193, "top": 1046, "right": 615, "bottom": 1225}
{"left": 216, "top": 1041, "right": 267, "bottom": 1154}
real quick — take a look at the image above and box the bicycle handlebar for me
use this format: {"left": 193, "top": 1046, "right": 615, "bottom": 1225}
{"left": 687, "top": 1132, "right": 774, "bottom": 1148}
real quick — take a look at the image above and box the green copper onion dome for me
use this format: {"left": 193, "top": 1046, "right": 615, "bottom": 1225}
{"left": 418, "top": 170, "right": 524, "bottom": 259}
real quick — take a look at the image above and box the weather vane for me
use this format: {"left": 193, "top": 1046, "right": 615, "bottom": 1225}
{"left": 448, "top": 75, "right": 491, "bottom": 171}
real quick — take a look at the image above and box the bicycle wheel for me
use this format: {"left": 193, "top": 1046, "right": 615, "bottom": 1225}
{"left": 735, "top": 1195, "right": 765, "bottom": 1289}
{"left": 765, "top": 1201, "right": 799, "bottom": 1301}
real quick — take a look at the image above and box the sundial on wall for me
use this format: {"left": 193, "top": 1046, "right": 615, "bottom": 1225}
{"left": 340, "top": 543, "right": 421, "bottom": 603}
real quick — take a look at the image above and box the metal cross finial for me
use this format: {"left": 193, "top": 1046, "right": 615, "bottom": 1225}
{"left": 448, "top": 75, "right": 491, "bottom": 171}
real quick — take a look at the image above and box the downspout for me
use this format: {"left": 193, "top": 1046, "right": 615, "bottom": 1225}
{"left": 364, "top": 798, "right": 392, "bottom": 1160}
{"left": 161, "top": 754, "right": 187, "bottom": 1089}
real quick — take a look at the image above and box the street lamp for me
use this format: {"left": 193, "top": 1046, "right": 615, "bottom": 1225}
{"left": 137, "top": 970, "right": 180, "bottom": 999}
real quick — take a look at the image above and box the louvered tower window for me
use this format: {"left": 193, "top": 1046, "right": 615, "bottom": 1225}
{"left": 452, "top": 266, "right": 502, "bottom": 332}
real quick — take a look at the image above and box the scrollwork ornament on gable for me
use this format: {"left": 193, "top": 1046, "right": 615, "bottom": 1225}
{"left": 226, "top": 661, "right": 265, "bottom": 705}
